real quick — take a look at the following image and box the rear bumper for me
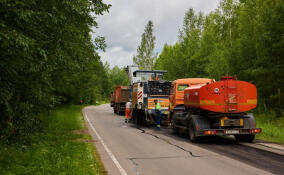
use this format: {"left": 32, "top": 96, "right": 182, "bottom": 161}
{"left": 198, "top": 128, "right": 262, "bottom": 136}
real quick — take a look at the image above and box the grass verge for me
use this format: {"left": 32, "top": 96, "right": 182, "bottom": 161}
{"left": 0, "top": 105, "right": 106, "bottom": 175}
{"left": 255, "top": 112, "right": 284, "bottom": 144}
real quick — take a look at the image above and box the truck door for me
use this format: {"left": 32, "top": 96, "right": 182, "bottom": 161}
{"left": 169, "top": 83, "right": 175, "bottom": 112}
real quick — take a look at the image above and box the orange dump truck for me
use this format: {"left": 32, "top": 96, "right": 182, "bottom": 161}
{"left": 171, "top": 76, "right": 261, "bottom": 142}
{"left": 113, "top": 86, "right": 130, "bottom": 115}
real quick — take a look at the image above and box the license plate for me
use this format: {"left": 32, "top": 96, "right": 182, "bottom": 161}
{"left": 164, "top": 112, "right": 168, "bottom": 114}
{"left": 226, "top": 130, "right": 239, "bottom": 134}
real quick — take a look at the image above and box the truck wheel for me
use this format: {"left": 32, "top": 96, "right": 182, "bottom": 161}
{"left": 130, "top": 110, "right": 134, "bottom": 123}
{"left": 136, "top": 115, "right": 143, "bottom": 127}
{"left": 189, "top": 121, "right": 198, "bottom": 142}
{"left": 235, "top": 134, "right": 255, "bottom": 142}
{"left": 114, "top": 107, "right": 118, "bottom": 114}
{"left": 131, "top": 109, "right": 138, "bottom": 124}
{"left": 137, "top": 112, "right": 144, "bottom": 126}
{"left": 171, "top": 116, "right": 179, "bottom": 134}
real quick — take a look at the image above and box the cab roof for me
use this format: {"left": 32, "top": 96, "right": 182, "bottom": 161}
{"left": 133, "top": 70, "right": 167, "bottom": 76}
{"left": 115, "top": 86, "right": 129, "bottom": 90}
{"left": 172, "top": 78, "right": 215, "bottom": 85}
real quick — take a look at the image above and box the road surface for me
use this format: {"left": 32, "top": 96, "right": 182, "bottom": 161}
{"left": 83, "top": 105, "right": 283, "bottom": 175}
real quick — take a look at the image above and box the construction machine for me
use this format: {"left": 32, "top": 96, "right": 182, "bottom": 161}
{"left": 126, "top": 66, "right": 171, "bottom": 126}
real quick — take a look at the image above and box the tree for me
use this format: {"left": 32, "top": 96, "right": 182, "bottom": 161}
{"left": 229, "top": 0, "right": 284, "bottom": 110}
{"left": 155, "top": 8, "right": 206, "bottom": 79}
{"left": 0, "top": 0, "right": 111, "bottom": 137}
{"left": 133, "top": 20, "right": 157, "bottom": 70}
{"left": 108, "top": 66, "right": 129, "bottom": 90}
{"left": 154, "top": 43, "right": 183, "bottom": 80}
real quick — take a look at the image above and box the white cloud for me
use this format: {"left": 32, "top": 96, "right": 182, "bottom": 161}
{"left": 99, "top": 47, "right": 135, "bottom": 67}
{"left": 93, "top": 0, "right": 221, "bottom": 68}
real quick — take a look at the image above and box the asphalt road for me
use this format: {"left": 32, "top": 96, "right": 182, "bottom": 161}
{"left": 83, "top": 104, "right": 282, "bottom": 175}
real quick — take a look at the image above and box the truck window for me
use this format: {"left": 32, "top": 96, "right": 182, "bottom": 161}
{"left": 178, "top": 84, "right": 188, "bottom": 91}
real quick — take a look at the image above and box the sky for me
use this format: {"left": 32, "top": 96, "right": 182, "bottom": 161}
{"left": 94, "top": 0, "right": 221, "bottom": 68}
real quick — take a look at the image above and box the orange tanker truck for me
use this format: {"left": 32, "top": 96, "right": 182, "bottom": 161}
{"left": 170, "top": 76, "right": 261, "bottom": 142}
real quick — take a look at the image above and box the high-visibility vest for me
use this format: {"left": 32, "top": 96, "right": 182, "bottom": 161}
{"left": 156, "top": 102, "right": 161, "bottom": 110}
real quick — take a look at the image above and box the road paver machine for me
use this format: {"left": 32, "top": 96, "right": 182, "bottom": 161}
{"left": 127, "top": 66, "right": 171, "bottom": 125}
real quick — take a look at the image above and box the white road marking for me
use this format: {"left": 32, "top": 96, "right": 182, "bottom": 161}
{"left": 83, "top": 110, "right": 128, "bottom": 175}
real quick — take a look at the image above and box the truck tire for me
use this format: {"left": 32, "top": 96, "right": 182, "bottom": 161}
{"left": 171, "top": 114, "right": 179, "bottom": 134}
{"left": 132, "top": 109, "right": 137, "bottom": 124}
{"left": 235, "top": 134, "right": 255, "bottom": 142}
{"left": 189, "top": 120, "right": 198, "bottom": 142}
{"left": 114, "top": 105, "right": 118, "bottom": 114}
{"left": 137, "top": 111, "right": 145, "bottom": 126}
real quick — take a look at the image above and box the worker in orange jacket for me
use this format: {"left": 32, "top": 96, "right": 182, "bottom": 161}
{"left": 125, "top": 101, "right": 132, "bottom": 123}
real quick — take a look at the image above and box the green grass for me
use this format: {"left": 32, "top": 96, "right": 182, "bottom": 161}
{"left": 0, "top": 105, "right": 106, "bottom": 175}
{"left": 254, "top": 112, "right": 284, "bottom": 144}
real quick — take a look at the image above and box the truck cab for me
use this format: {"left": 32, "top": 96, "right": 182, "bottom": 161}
{"left": 169, "top": 78, "right": 214, "bottom": 113}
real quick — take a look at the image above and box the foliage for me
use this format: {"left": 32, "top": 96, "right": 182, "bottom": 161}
{"left": 0, "top": 105, "right": 106, "bottom": 174}
{"left": 0, "top": 0, "right": 111, "bottom": 137}
{"left": 255, "top": 112, "right": 284, "bottom": 144}
{"left": 104, "top": 62, "right": 129, "bottom": 95}
{"left": 155, "top": 0, "right": 284, "bottom": 110}
{"left": 133, "top": 20, "right": 157, "bottom": 70}
{"left": 155, "top": 43, "right": 183, "bottom": 80}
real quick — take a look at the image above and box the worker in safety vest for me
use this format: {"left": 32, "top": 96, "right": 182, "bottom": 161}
{"left": 154, "top": 99, "right": 161, "bottom": 130}
{"left": 125, "top": 101, "right": 132, "bottom": 123}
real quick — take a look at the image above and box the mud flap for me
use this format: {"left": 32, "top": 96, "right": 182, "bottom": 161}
{"left": 189, "top": 115, "right": 211, "bottom": 136}
{"left": 243, "top": 113, "right": 256, "bottom": 129}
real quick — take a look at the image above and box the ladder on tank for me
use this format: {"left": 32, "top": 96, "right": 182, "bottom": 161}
{"left": 224, "top": 77, "right": 238, "bottom": 113}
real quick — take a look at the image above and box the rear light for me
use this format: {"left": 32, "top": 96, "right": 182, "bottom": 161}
{"left": 204, "top": 130, "right": 216, "bottom": 135}
{"left": 204, "top": 130, "right": 211, "bottom": 135}
{"left": 250, "top": 128, "right": 261, "bottom": 134}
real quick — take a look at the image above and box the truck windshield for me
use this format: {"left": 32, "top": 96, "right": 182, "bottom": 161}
{"left": 178, "top": 84, "right": 188, "bottom": 91}
{"left": 135, "top": 72, "right": 164, "bottom": 81}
